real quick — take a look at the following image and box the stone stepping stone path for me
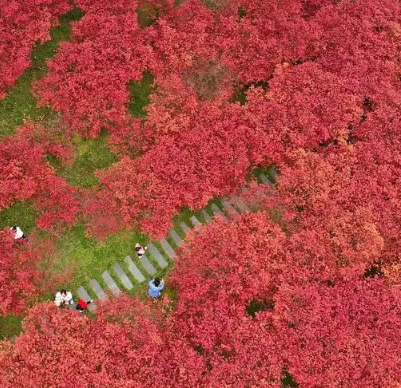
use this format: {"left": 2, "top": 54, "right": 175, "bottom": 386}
{"left": 148, "top": 242, "right": 168, "bottom": 268}
{"left": 190, "top": 215, "right": 202, "bottom": 228}
{"left": 169, "top": 229, "right": 183, "bottom": 246}
{"left": 201, "top": 209, "right": 213, "bottom": 224}
{"left": 102, "top": 271, "right": 121, "bottom": 297}
{"left": 211, "top": 203, "right": 226, "bottom": 219}
{"left": 113, "top": 263, "right": 134, "bottom": 290}
{"left": 221, "top": 198, "right": 240, "bottom": 218}
{"left": 231, "top": 196, "right": 250, "bottom": 213}
{"left": 124, "top": 256, "right": 146, "bottom": 283}
{"left": 180, "top": 221, "right": 190, "bottom": 234}
{"left": 139, "top": 254, "right": 157, "bottom": 276}
{"left": 76, "top": 169, "right": 277, "bottom": 310}
{"left": 159, "top": 238, "right": 175, "bottom": 259}
{"left": 90, "top": 279, "right": 108, "bottom": 301}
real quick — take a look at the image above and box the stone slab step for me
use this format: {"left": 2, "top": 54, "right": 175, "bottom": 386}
{"left": 89, "top": 279, "right": 108, "bottom": 301}
{"left": 211, "top": 203, "right": 226, "bottom": 219}
{"left": 201, "top": 209, "right": 213, "bottom": 224}
{"left": 148, "top": 242, "right": 168, "bottom": 268}
{"left": 259, "top": 173, "right": 274, "bottom": 188}
{"left": 190, "top": 215, "right": 202, "bottom": 228}
{"left": 139, "top": 254, "right": 157, "bottom": 275}
{"left": 180, "top": 222, "right": 190, "bottom": 234}
{"left": 169, "top": 229, "right": 183, "bottom": 246}
{"left": 102, "top": 271, "right": 121, "bottom": 297}
{"left": 221, "top": 199, "right": 240, "bottom": 218}
{"left": 124, "top": 256, "right": 145, "bottom": 283}
{"left": 113, "top": 263, "right": 134, "bottom": 290}
{"left": 159, "top": 238, "right": 175, "bottom": 259}
{"left": 76, "top": 286, "right": 96, "bottom": 312}
{"left": 231, "top": 196, "right": 250, "bottom": 213}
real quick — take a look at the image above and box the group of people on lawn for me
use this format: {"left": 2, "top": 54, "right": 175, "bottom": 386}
{"left": 10, "top": 227, "right": 166, "bottom": 312}
{"left": 53, "top": 243, "right": 165, "bottom": 312}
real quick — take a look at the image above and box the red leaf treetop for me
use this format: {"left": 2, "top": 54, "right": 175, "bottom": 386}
{"left": 32, "top": 0, "right": 401, "bottom": 238}
{"left": 0, "top": 298, "right": 204, "bottom": 388}
{"left": 278, "top": 139, "right": 401, "bottom": 266}
{"left": 274, "top": 274, "right": 401, "bottom": 388}
{"left": 0, "top": 0, "right": 70, "bottom": 99}
{"left": 169, "top": 212, "right": 401, "bottom": 387}
{"left": 244, "top": 62, "right": 363, "bottom": 158}
{"left": 1, "top": 212, "right": 401, "bottom": 387}
{"left": 0, "top": 231, "right": 37, "bottom": 315}
{"left": 0, "top": 124, "right": 79, "bottom": 231}
{"left": 34, "top": 0, "right": 151, "bottom": 138}
{"left": 84, "top": 100, "right": 272, "bottom": 238}
{"left": 0, "top": 230, "right": 64, "bottom": 315}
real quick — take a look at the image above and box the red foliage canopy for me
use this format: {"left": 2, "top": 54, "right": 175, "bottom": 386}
{"left": 0, "top": 124, "right": 79, "bottom": 231}
{"left": 0, "top": 230, "right": 64, "bottom": 315}
{"left": 0, "top": 0, "right": 70, "bottom": 99}
{"left": 35, "top": 0, "right": 151, "bottom": 138}
{"left": 0, "top": 298, "right": 203, "bottom": 388}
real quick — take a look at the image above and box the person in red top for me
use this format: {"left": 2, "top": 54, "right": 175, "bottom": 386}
{"left": 76, "top": 298, "right": 92, "bottom": 313}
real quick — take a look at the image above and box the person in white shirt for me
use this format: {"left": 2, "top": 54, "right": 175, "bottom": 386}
{"left": 10, "top": 226, "right": 26, "bottom": 240}
{"left": 54, "top": 289, "right": 74, "bottom": 307}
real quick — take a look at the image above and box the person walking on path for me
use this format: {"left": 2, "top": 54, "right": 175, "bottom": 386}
{"left": 54, "top": 289, "right": 74, "bottom": 307}
{"left": 135, "top": 243, "right": 147, "bottom": 259}
{"left": 148, "top": 278, "right": 164, "bottom": 298}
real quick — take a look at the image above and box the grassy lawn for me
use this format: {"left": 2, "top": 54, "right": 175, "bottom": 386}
{"left": 46, "top": 131, "right": 118, "bottom": 188}
{"left": 0, "top": 315, "right": 23, "bottom": 341}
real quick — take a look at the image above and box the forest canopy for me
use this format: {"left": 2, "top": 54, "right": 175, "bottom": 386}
{"left": 1, "top": 0, "right": 401, "bottom": 387}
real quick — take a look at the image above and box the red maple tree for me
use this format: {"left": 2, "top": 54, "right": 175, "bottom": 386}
{"left": 0, "top": 0, "right": 70, "bottom": 99}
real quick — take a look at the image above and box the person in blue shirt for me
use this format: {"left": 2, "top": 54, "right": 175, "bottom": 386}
{"left": 148, "top": 278, "right": 164, "bottom": 298}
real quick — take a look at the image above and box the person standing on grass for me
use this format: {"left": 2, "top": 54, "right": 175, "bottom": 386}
{"left": 54, "top": 289, "right": 74, "bottom": 307}
{"left": 148, "top": 278, "right": 164, "bottom": 298}
{"left": 10, "top": 226, "right": 27, "bottom": 240}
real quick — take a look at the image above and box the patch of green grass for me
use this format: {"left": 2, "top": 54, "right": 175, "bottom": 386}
{"left": 47, "top": 131, "right": 118, "bottom": 188}
{"left": 252, "top": 165, "right": 279, "bottom": 184}
{"left": 246, "top": 299, "right": 274, "bottom": 318}
{"left": 0, "top": 315, "right": 23, "bottom": 340}
{"left": 52, "top": 223, "right": 148, "bottom": 292}
{"left": 232, "top": 80, "right": 269, "bottom": 106}
{"left": 127, "top": 72, "right": 154, "bottom": 118}
{"left": 137, "top": 2, "right": 159, "bottom": 28}
{"left": 281, "top": 370, "right": 298, "bottom": 387}
{"left": 0, "top": 8, "right": 84, "bottom": 139}
{"left": 0, "top": 201, "right": 39, "bottom": 232}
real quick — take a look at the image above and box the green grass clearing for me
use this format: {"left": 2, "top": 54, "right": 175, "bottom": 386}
{"left": 46, "top": 131, "right": 118, "bottom": 188}
{"left": 0, "top": 315, "right": 23, "bottom": 340}
{"left": 127, "top": 72, "right": 154, "bottom": 118}
{"left": 0, "top": 201, "right": 38, "bottom": 232}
